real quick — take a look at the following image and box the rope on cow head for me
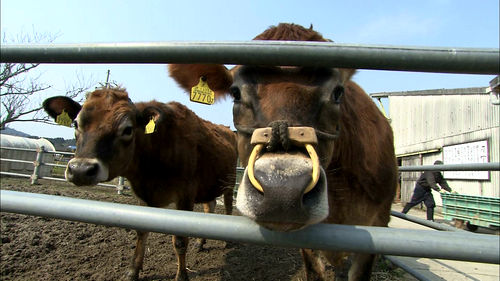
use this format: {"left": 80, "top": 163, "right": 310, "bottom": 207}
{"left": 267, "top": 120, "right": 291, "bottom": 151}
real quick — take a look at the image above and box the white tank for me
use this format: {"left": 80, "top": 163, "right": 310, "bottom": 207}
{"left": 1, "top": 134, "right": 56, "bottom": 177}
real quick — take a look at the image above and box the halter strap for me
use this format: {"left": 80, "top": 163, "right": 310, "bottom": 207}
{"left": 234, "top": 124, "right": 339, "bottom": 141}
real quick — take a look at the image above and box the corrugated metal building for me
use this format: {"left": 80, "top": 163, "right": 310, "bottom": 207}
{"left": 372, "top": 80, "right": 499, "bottom": 207}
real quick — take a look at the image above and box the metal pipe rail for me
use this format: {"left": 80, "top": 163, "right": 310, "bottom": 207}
{"left": 386, "top": 211, "right": 467, "bottom": 280}
{"left": 390, "top": 210, "right": 466, "bottom": 232}
{"left": 1, "top": 42, "right": 498, "bottom": 74}
{"left": 0, "top": 146, "right": 39, "bottom": 152}
{"left": 0, "top": 171, "right": 31, "bottom": 178}
{"left": 32, "top": 176, "right": 118, "bottom": 188}
{"left": 42, "top": 162, "right": 67, "bottom": 168}
{"left": 236, "top": 163, "right": 500, "bottom": 172}
{"left": 1, "top": 190, "right": 498, "bottom": 264}
{"left": 398, "top": 162, "right": 500, "bottom": 172}
{"left": 384, "top": 256, "right": 433, "bottom": 281}
{"left": 45, "top": 150, "right": 75, "bottom": 156}
{"left": 0, "top": 158, "right": 34, "bottom": 165}
{"left": 0, "top": 147, "right": 75, "bottom": 156}
{"left": 0, "top": 173, "right": 121, "bottom": 188}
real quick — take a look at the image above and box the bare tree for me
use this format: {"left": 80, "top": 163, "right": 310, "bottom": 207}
{"left": 0, "top": 30, "right": 94, "bottom": 130}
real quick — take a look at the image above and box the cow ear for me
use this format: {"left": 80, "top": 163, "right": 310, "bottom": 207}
{"left": 339, "top": 68, "right": 357, "bottom": 83}
{"left": 42, "top": 96, "right": 82, "bottom": 121}
{"left": 168, "top": 64, "right": 233, "bottom": 100}
{"left": 138, "top": 105, "right": 168, "bottom": 133}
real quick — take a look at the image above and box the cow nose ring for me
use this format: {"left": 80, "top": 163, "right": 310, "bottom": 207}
{"left": 247, "top": 127, "right": 320, "bottom": 194}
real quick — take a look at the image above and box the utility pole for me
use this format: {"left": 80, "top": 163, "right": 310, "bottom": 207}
{"left": 105, "top": 70, "right": 111, "bottom": 88}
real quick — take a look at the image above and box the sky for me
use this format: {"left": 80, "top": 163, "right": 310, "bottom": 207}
{"left": 1, "top": 0, "right": 499, "bottom": 139}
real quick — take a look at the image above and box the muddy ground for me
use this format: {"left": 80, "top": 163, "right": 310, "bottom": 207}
{"left": 1, "top": 177, "right": 410, "bottom": 281}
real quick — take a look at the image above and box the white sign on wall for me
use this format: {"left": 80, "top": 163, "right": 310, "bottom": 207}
{"left": 443, "top": 140, "right": 489, "bottom": 180}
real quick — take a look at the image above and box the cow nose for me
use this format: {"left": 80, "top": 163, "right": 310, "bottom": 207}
{"left": 67, "top": 162, "right": 98, "bottom": 177}
{"left": 251, "top": 153, "right": 316, "bottom": 217}
{"left": 65, "top": 159, "right": 101, "bottom": 186}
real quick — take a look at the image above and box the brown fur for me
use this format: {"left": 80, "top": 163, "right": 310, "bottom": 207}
{"left": 254, "top": 23, "right": 328, "bottom": 42}
{"left": 169, "top": 23, "right": 397, "bottom": 281}
{"left": 43, "top": 88, "right": 238, "bottom": 281}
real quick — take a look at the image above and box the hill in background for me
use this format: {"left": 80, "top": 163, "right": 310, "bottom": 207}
{"left": 1, "top": 127, "right": 32, "bottom": 138}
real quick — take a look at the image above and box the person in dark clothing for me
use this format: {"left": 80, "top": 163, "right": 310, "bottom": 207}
{"left": 402, "top": 160, "right": 452, "bottom": 221}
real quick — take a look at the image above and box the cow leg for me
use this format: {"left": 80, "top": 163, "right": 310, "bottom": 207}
{"left": 173, "top": 235, "right": 189, "bottom": 281}
{"left": 301, "top": 249, "right": 326, "bottom": 281}
{"left": 173, "top": 199, "right": 194, "bottom": 281}
{"left": 222, "top": 189, "right": 236, "bottom": 248}
{"left": 223, "top": 188, "right": 233, "bottom": 215}
{"left": 322, "top": 251, "right": 349, "bottom": 281}
{"left": 347, "top": 253, "right": 376, "bottom": 281}
{"left": 126, "top": 230, "right": 149, "bottom": 281}
{"left": 193, "top": 200, "right": 216, "bottom": 252}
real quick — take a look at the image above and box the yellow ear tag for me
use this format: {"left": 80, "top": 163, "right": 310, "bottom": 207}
{"left": 145, "top": 118, "right": 156, "bottom": 134}
{"left": 56, "top": 110, "right": 72, "bottom": 127}
{"left": 190, "top": 77, "right": 215, "bottom": 105}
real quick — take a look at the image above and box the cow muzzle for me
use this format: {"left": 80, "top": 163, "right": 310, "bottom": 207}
{"left": 65, "top": 158, "right": 109, "bottom": 186}
{"left": 248, "top": 134, "right": 320, "bottom": 195}
{"left": 236, "top": 126, "right": 329, "bottom": 231}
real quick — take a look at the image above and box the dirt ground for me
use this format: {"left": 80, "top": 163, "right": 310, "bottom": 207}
{"left": 1, "top": 177, "right": 410, "bottom": 281}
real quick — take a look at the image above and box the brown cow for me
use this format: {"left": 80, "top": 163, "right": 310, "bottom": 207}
{"left": 43, "top": 88, "right": 237, "bottom": 281}
{"left": 169, "top": 23, "right": 397, "bottom": 281}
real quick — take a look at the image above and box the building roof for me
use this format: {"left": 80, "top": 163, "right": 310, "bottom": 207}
{"left": 370, "top": 87, "right": 487, "bottom": 98}
{"left": 0, "top": 134, "right": 56, "bottom": 151}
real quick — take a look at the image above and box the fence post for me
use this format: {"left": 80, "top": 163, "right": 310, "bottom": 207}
{"left": 31, "top": 146, "right": 45, "bottom": 185}
{"left": 117, "top": 176, "right": 125, "bottom": 194}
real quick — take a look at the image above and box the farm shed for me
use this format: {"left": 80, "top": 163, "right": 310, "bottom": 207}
{"left": 372, "top": 77, "right": 500, "bottom": 207}
{"left": 0, "top": 134, "right": 56, "bottom": 177}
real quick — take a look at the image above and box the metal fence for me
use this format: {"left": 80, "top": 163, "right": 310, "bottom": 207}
{"left": 1, "top": 143, "right": 497, "bottom": 199}
{"left": 2, "top": 142, "right": 498, "bottom": 280}
{"left": 1, "top": 189, "right": 498, "bottom": 264}
{"left": 1, "top": 42, "right": 500, "bottom": 278}
{"left": 1, "top": 42, "right": 499, "bottom": 74}
{"left": 0, "top": 146, "right": 126, "bottom": 192}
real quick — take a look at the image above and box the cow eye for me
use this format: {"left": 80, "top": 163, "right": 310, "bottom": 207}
{"left": 332, "top": 86, "right": 344, "bottom": 104}
{"left": 73, "top": 120, "right": 78, "bottom": 129}
{"left": 230, "top": 86, "right": 241, "bottom": 101}
{"left": 122, "top": 126, "right": 133, "bottom": 137}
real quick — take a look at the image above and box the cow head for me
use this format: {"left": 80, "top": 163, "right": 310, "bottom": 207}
{"left": 169, "top": 23, "right": 355, "bottom": 231}
{"left": 43, "top": 88, "right": 158, "bottom": 186}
